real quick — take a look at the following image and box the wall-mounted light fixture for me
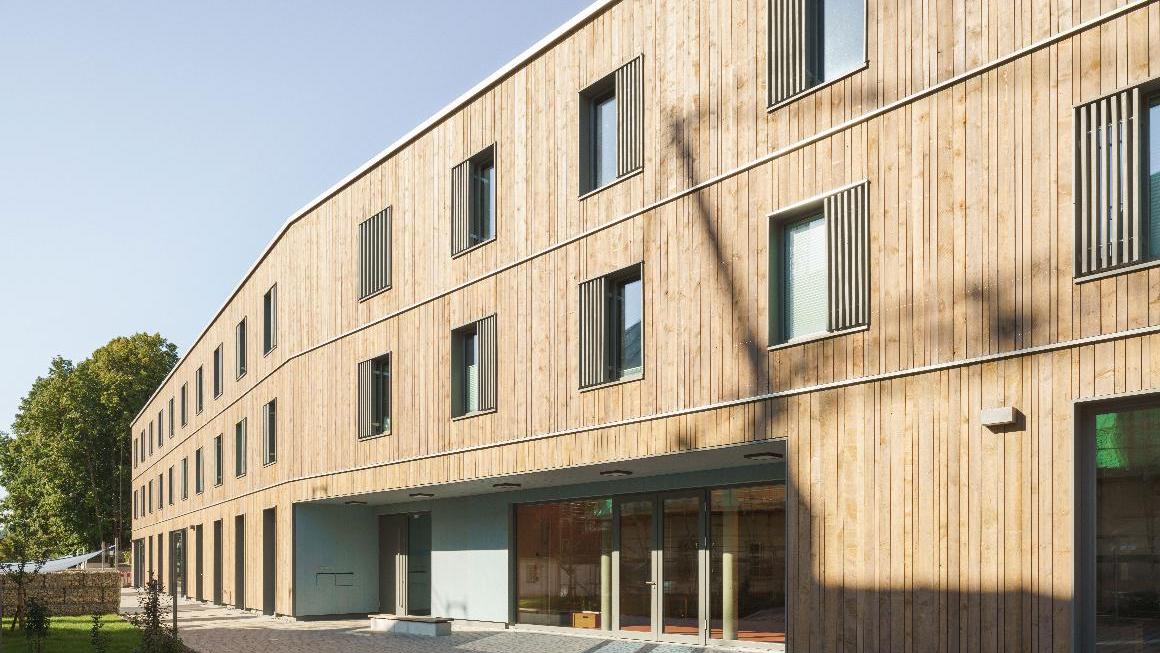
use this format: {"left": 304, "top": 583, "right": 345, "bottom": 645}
{"left": 743, "top": 451, "right": 783, "bottom": 461}
{"left": 600, "top": 469, "right": 633, "bottom": 477}
{"left": 981, "top": 406, "right": 1021, "bottom": 429}
{"left": 343, "top": 500, "right": 367, "bottom": 506}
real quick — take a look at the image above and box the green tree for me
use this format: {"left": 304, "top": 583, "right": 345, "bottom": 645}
{"left": 0, "top": 333, "right": 177, "bottom": 558}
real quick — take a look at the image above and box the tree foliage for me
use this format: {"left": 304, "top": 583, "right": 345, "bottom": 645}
{"left": 0, "top": 333, "right": 177, "bottom": 557}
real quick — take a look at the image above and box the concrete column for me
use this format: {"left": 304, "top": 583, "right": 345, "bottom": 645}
{"left": 722, "top": 504, "right": 740, "bottom": 640}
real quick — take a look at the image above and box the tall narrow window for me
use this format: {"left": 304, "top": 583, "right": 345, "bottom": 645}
{"left": 195, "top": 447, "right": 204, "bottom": 495}
{"left": 358, "top": 353, "right": 391, "bottom": 438}
{"left": 213, "top": 345, "right": 223, "bottom": 398}
{"left": 181, "top": 457, "right": 188, "bottom": 500}
{"left": 579, "top": 264, "right": 644, "bottom": 388}
{"left": 213, "top": 434, "right": 223, "bottom": 486}
{"left": 358, "top": 208, "right": 392, "bottom": 299}
{"left": 451, "top": 145, "right": 497, "bottom": 255}
{"left": 166, "top": 468, "right": 173, "bottom": 506}
{"left": 236, "top": 319, "right": 247, "bottom": 379}
{"left": 1077, "top": 400, "right": 1160, "bottom": 649}
{"left": 1075, "top": 87, "right": 1160, "bottom": 275}
{"left": 149, "top": 423, "right": 154, "bottom": 455}
{"left": 196, "top": 366, "right": 205, "bottom": 414}
{"left": 451, "top": 315, "right": 497, "bottom": 418}
{"left": 770, "top": 182, "right": 869, "bottom": 344}
{"left": 158, "top": 411, "right": 164, "bottom": 446}
{"left": 168, "top": 398, "right": 174, "bottom": 437}
{"left": 263, "top": 284, "right": 277, "bottom": 354}
{"left": 768, "top": 0, "right": 866, "bottom": 106}
{"left": 263, "top": 399, "right": 277, "bottom": 465}
{"left": 180, "top": 383, "right": 188, "bottom": 427}
{"left": 148, "top": 480, "right": 153, "bottom": 513}
{"left": 234, "top": 418, "right": 247, "bottom": 478}
{"left": 579, "top": 57, "right": 643, "bottom": 195}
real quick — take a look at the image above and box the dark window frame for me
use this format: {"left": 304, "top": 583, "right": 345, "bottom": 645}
{"left": 579, "top": 73, "right": 617, "bottom": 195}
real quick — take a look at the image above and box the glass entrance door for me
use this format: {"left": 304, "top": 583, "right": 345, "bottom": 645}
{"left": 659, "top": 494, "right": 704, "bottom": 643}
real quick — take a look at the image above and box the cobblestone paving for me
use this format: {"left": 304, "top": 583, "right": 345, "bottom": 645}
{"left": 120, "top": 590, "right": 742, "bottom": 653}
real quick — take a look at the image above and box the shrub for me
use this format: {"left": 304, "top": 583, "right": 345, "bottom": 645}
{"left": 24, "top": 598, "right": 50, "bottom": 653}
{"left": 90, "top": 613, "right": 108, "bottom": 653}
{"left": 128, "top": 575, "right": 186, "bottom": 653}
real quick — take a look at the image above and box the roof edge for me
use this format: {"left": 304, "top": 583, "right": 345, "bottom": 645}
{"left": 132, "top": 0, "right": 620, "bottom": 426}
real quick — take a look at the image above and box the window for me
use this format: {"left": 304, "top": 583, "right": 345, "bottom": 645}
{"left": 358, "top": 208, "right": 392, "bottom": 299}
{"left": 167, "top": 466, "right": 174, "bottom": 506}
{"left": 770, "top": 182, "right": 869, "bottom": 344}
{"left": 133, "top": 489, "right": 137, "bottom": 518}
{"left": 236, "top": 319, "right": 247, "bottom": 379}
{"left": 168, "top": 398, "right": 174, "bottom": 437}
{"left": 1075, "top": 87, "right": 1160, "bottom": 275}
{"left": 579, "top": 57, "right": 643, "bottom": 195}
{"left": 579, "top": 264, "right": 644, "bottom": 388}
{"left": 768, "top": 0, "right": 866, "bottom": 106}
{"left": 451, "top": 145, "right": 496, "bottom": 255}
{"left": 358, "top": 354, "right": 391, "bottom": 438}
{"left": 195, "top": 366, "right": 205, "bottom": 414}
{"left": 1077, "top": 400, "right": 1160, "bottom": 649}
{"left": 234, "top": 418, "right": 247, "bottom": 477}
{"left": 263, "top": 284, "right": 277, "bottom": 354}
{"left": 158, "top": 411, "right": 164, "bottom": 446}
{"left": 195, "top": 447, "right": 204, "bottom": 494}
{"left": 133, "top": 439, "right": 138, "bottom": 469}
{"left": 180, "top": 383, "right": 188, "bottom": 427}
{"left": 148, "top": 423, "right": 154, "bottom": 455}
{"left": 213, "top": 434, "right": 223, "bottom": 486}
{"left": 213, "top": 345, "right": 223, "bottom": 398}
{"left": 263, "top": 399, "right": 277, "bottom": 465}
{"left": 181, "top": 457, "right": 188, "bottom": 500}
{"left": 451, "top": 315, "right": 497, "bottom": 418}
{"left": 157, "top": 473, "right": 164, "bottom": 509}
{"left": 148, "top": 480, "right": 153, "bottom": 513}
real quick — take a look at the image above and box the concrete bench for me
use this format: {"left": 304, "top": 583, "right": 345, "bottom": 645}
{"left": 369, "top": 614, "right": 452, "bottom": 636}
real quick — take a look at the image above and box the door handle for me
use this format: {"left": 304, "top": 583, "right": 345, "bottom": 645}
{"left": 644, "top": 581, "right": 656, "bottom": 586}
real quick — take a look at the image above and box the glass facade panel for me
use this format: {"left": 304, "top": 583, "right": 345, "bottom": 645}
{"left": 515, "top": 499, "right": 613, "bottom": 627}
{"left": 1149, "top": 96, "right": 1160, "bottom": 259}
{"left": 470, "top": 155, "right": 495, "bottom": 244}
{"left": 783, "top": 214, "right": 828, "bottom": 340}
{"left": 594, "top": 94, "right": 618, "bottom": 189}
{"left": 617, "top": 277, "right": 643, "bottom": 377}
{"left": 1094, "top": 405, "right": 1160, "bottom": 648}
{"left": 661, "top": 495, "right": 700, "bottom": 636}
{"left": 710, "top": 485, "right": 787, "bottom": 644}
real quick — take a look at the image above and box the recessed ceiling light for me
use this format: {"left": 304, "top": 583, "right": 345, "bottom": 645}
{"left": 600, "top": 469, "right": 633, "bottom": 477}
{"left": 343, "top": 500, "right": 367, "bottom": 505}
{"left": 743, "top": 452, "right": 783, "bottom": 461}
{"left": 409, "top": 492, "right": 435, "bottom": 498}
{"left": 492, "top": 482, "right": 522, "bottom": 489}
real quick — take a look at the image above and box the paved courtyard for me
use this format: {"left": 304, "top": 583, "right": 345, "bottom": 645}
{"left": 120, "top": 590, "right": 748, "bottom": 653}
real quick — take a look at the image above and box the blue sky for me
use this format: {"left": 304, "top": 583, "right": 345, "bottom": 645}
{"left": 0, "top": 0, "right": 592, "bottom": 434}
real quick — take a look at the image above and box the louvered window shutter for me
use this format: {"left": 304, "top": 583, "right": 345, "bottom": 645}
{"left": 825, "top": 182, "right": 869, "bottom": 331}
{"left": 358, "top": 358, "right": 373, "bottom": 438}
{"left": 478, "top": 315, "right": 497, "bottom": 412}
{"left": 1076, "top": 88, "right": 1143, "bottom": 275}
{"left": 359, "top": 208, "right": 392, "bottom": 298}
{"left": 451, "top": 159, "right": 472, "bottom": 255}
{"left": 579, "top": 276, "right": 608, "bottom": 388}
{"left": 615, "top": 56, "right": 644, "bottom": 176}
{"left": 769, "top": 0, "right": 808, "bottom": 105}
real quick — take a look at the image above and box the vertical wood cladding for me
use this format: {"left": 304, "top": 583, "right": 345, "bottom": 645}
{"left": 129, "top": 0, "right": 1160, "bottom": 644}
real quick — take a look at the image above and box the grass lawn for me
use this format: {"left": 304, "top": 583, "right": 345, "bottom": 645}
{"left": 0, "top": 614, "right": 141, "bottom": 653}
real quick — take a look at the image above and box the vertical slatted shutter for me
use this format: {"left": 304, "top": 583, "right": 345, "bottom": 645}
{"left": 451, "top": 160, "right": 472, "bottom": 255}
{"left": 1076, "top": 88, "right": 1142, "bottom": 275}
{"left": 359, "top": 208, "right": 392, "bottom": 298}
{"left": 769, "top": 0, "right": 807, "bottom": 105}
{"left": 825, "top": 182, "right": 869, "bottom": 331}
{"left": 478, "top": 315, "right": 497, "bottom": 412}
{"left": 358, "top": 358, "right": 373, "bottom": 438}
{"left": 579, "top": 276, "right": 608, "bottom": 387}
{"left": 615, "top": 56, "right": 644, "bottom": 177}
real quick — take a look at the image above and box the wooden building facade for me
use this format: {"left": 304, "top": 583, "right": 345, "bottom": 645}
{"left": 130, "top": 0, "right": 1160, "bottom": 649}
